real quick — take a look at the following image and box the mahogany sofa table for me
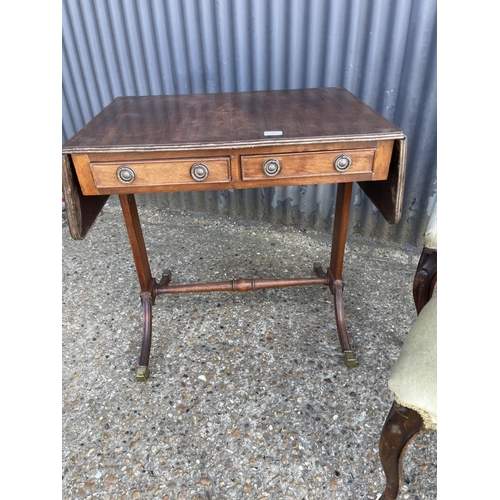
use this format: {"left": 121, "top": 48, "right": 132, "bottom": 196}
{"left": 62, "top": 87, "right": 407, "bottom": 382}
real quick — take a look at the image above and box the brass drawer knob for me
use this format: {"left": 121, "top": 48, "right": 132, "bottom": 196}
{"left": 262, "top": 158, "right": 281, "bottom": 177}
{"left": 116, "top": 165, "right": 136, "bottom": 184}
{"left": 334, "top": 154, "right": 352, "bottom": 172}
{"left": 190, "top": 163, "right": 209, "bottom": 181}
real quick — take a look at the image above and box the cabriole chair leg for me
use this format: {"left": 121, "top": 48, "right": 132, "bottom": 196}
{"left": 379, "top": 401, "right": 426, "bottom": 500}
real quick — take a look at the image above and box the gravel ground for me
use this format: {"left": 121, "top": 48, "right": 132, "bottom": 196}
{"left": 62, "top": 203, "right": 437, "bottom": 500}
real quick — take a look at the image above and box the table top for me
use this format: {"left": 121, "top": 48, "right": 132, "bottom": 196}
{"left": 62, "top": 87, "right": 404, "bottom": 154}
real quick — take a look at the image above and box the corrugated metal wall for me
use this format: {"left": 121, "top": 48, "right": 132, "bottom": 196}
{"left": 62, "top": 0, "right": 436, "bottom": 246}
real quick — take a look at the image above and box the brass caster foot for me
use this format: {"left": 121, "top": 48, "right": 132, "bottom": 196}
{"left": 136, "top": 366, "right": 150, "bottom": 382}
{"left": 343, "top": 350, "right": 358, "bottom": 367}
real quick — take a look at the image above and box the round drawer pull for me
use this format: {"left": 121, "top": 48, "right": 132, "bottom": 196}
{"left": 190, "top": 163, "right": 209, "bottom": 182}
{"left": 262, "top": 158, "right": 281, "bottom": 177}
{"left": 116, "top": 165, "right": 136, "bottom": 184}
{"left": 334, "top": 154, "right": 352, "bottom": 172}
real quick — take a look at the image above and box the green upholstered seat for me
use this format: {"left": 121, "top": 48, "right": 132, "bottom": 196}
{"left": 388, "top": 294, "right": 437, "bottom": 430}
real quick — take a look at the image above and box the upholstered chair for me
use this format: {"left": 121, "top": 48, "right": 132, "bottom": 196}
{"left": 378, "top": 203, "right": 437, "bottom": 499}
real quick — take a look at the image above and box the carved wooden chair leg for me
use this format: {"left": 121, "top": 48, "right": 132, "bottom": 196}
{"left": 379, "top": 401, "right": 426, "bottom": 500}
{"left": 413, "top": 248, "right": 437, "bottom": 315}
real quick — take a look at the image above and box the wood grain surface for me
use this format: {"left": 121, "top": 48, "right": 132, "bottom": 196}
{"left": 62, "top": 88, "right": 404, "bottom": 153}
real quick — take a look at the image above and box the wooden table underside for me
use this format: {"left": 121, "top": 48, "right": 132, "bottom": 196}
{"left": 62, "top": 88, "right": 406, "bottom": 381}
{"left": 118, "top": 180, "right": 355, "bottom": 382}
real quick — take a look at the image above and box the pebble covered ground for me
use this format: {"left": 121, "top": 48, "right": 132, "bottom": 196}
{"left": 62, "top": 204, "right": 437, "bottom": 500}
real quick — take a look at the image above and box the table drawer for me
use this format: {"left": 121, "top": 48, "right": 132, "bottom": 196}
{"left": 90, "top": 157, "right": 231, "bottom": 190}
{"left": 240, "top": 149, "right": 376, "bottom": 182}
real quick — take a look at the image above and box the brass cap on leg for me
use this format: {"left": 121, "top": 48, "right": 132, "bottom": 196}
{"left": 343, "top": 350, "right": 359, "bottom": 367}
{"left": 136, "top": 366, "right": 150, "bottom": 382}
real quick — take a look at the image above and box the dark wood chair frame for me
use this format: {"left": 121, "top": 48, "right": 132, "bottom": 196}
{"left": 378, "top": 244, "right": 437, "bottom": 499}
